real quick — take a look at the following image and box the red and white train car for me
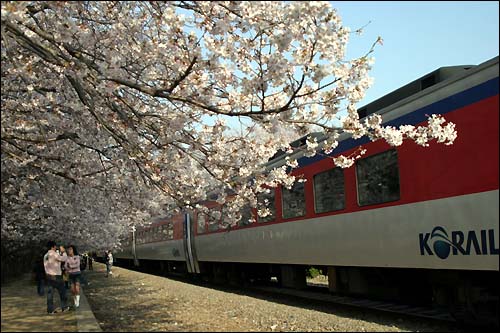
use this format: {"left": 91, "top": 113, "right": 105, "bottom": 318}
{"left": 115, "top": 56, "right": 499, "bottom": 320}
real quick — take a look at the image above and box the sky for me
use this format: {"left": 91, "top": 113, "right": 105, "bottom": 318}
{"left": 332, "top": 1, "right": 499, "bottom": 107}
{"left": 196, "top": 1, "right": 499, "bottom": 132}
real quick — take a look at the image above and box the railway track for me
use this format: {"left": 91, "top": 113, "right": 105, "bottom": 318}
{"left": 122, "top": 264, "right": 459, "bottom": 325}
{"left": 247, "top": 284, "right": 457, "bottom": 323}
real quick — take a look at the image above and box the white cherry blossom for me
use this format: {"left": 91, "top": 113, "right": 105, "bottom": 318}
{"left": 1, "top": 1, "right": 457, "bottom": 251}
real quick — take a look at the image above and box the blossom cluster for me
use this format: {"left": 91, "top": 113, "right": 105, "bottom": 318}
{"left": 1, "top": 1, "right": 456, "bottom": 251}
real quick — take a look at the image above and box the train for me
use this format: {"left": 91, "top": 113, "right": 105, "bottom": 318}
{"left": 115, "top": 55, "right": 499, "bottom": 323}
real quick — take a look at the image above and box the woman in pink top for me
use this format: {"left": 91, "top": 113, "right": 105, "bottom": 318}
{"left": 65, "top": 245, "right": 81, "bottom": 308}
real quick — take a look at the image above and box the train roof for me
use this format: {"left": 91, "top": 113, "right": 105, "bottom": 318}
{"left": 356, "top": 65, "right": 473, "bottom": 119}
{"left": 266, "top": 55, "right": 499, "bottom": 168}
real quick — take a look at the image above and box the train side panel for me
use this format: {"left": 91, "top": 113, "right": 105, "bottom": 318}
{"left": 194, "top": 190, "right": 498, "bottom": 270}
{"left": 134, "top": 239, "right": 186, "bottom": 261}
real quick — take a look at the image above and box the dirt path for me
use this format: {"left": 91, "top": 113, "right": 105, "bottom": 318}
{"left": 1, "top": 274, "right": 78, "bottom": 332}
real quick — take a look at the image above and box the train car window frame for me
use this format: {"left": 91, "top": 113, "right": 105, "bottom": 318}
{"left": 220, "top": 205, "right": 232, "bottom": 228}
{"left": 282, "top": 181, "right": 306, "bottom": 219}
{"left": 164, "top": 224, "right": 170, "bottom": 239}
{"left": 257, "top": 188, "right": 276, "bottom": 223}
{"left": 167, "top": 223, "right": 174, "bottom": 239}
{"left": 356, "top": 149, "right": 401, "bottom": 206}
{"left": 208, "top": 208, "right": 221, "bottom": 232}
{"left": 313, "top": 167, "right": 345, "bottom": 214}
{"left": 159, "top": 225, "right": 166, "bottom": 240}
{"left": 238, "top": 204, "right": 253, "bottom": 226}
{"left": 197, "top": 212, "right": 207, "bottom": 234}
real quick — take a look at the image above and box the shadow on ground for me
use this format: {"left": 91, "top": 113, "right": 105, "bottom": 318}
{"left": 83, "top": 264, "right": 188, "bottom": 332}
{"left": 1, "top": 275, "right": 78, "bottom": 332}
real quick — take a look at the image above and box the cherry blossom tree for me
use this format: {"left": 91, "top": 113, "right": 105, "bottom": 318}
{"left": 1, "top": 1, "right": 457, "bottom": 250}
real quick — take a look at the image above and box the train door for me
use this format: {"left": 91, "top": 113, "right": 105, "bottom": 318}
{"left": 183, "top": 212, "right": 200, "bottom": 273}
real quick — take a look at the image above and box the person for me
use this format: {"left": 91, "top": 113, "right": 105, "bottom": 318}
{"left": 81, "top": 253, "right": 88, "bottom": 270}
{"left": 64, "top": 245, "right": 82, "bottom": 308}
{"left": 88, "top": 253, "right": 93, "bottom": 270}
{"left": 32, "top": 257, "right": 46, "bottom": 296}
{"left": 79, "top": 253, "right": 88, "bottom": 286}
{"left": 61, "top": 260, "right": 70, "bottom": 289}
{"left": 105, "top": 250, "right": 113, "bottom": 277}
{"left": 44, "top": 241, "right": 69, "bottom": 314}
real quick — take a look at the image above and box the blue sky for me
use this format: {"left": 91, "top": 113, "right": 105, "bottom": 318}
{"left": 197, "top": 1, "right": 499, "bottom": 132}
{"left": 333, "top": 1, "right": 499, "bottom": 106}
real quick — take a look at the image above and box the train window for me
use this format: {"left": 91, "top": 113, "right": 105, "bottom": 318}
{"left": 220, "top": 206, "right": 233, "bottom": 228}
{"left": 314, "top": 167, "right": 345, "bottom": 213}
{"left": 208, "top": 209, "right": 221, "bottom": 232}
{"left": 356, "top": 149, "right": 400, "bottom": 206}
{"left": 168, "top": 224, "right": 174, "bottom": 239}
{"left": 282, "top": 181, "right": 306, "bottom": 219}
{"left": 238, "top": 205, "right": 253, "bottom": 226}
{"left": 257, "top": 189, "right": 276, "bottom": 223}
{"left": 197, "top": 213, "right": 206, "bottom": 234}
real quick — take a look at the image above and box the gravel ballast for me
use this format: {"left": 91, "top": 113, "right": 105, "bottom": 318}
{"left": 83, "top": 263, "right": 457, "bottom": 332}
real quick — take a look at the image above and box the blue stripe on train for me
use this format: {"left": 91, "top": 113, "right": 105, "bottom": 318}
{"left": 295, "top": 77, "right": 500, "bottom": 169}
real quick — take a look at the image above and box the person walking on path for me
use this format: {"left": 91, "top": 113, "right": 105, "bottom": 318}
{"left": 88, "top": 253, "right": 93, "bottom": 270}
{"left": 105, "top": 251, "right": 113, "bottom": 277}
{"left": 44, "top": 241, "right": 69, "bottom": 314}
{"left": 32, "top": 257, "right": 46, "bottom": 296}
{"left": 64, "top": 245, "right": 82, "bottom": 308}
{"left": 79, "top": 253, "right": 89, "bottom": 286}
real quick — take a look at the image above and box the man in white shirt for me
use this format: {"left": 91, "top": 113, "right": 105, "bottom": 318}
{"left": 44, "top": 241, "right": 69, "bottom": 314}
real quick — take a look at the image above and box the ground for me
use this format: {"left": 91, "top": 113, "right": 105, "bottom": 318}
{"left": 83, "top": 263, "right": 458, "bottom": 332}
{"left": 1, "top": 274, "right": 78, "bottom": 332}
